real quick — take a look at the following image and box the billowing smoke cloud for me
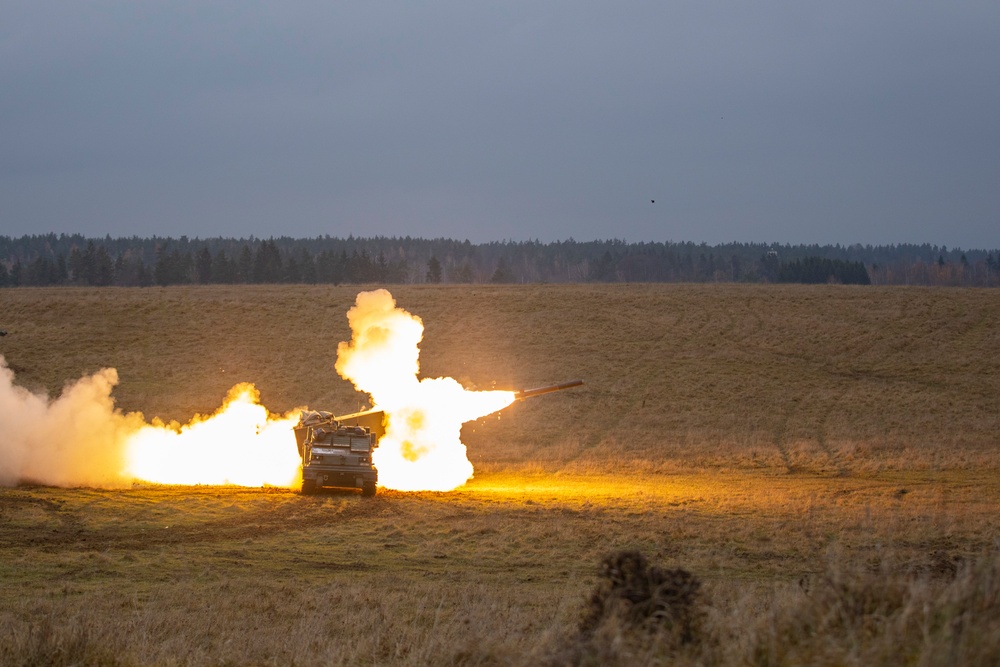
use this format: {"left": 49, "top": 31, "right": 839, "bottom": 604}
{"left": 0, "top": 356, "right": 143, "bottom": 487}
{"left": 335, "top": 289, "right": 425, "bottom": 406}
{"left": 0, "top": 356, "right": 300, "bottom": 488}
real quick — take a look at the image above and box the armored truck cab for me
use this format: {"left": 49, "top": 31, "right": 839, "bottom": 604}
{"left": 294, "top": 410, "right": 379, "bottom": 496}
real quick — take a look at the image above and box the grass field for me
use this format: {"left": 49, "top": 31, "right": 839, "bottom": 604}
{"left": 1, "top": 284, "right": 999, "bottom": 665}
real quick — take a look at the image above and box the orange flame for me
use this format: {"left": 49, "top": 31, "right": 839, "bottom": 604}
{"left": 336, "top": 290, "right": 514, "bottom": 491}
{"left": 124, "top": 384, "right": 301, "bottom": 487}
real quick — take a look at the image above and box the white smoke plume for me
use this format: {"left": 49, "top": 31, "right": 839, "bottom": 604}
{"left": 0, "top": 355, "right": 143, "bottom": 487}
{"left": 0, "top": 356, "right": 300, "bottom": 488}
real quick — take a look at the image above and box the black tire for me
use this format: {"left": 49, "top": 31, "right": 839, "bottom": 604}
{"left": 362, "top": 481, "right": 376, "bottom": 497}
{"left": 301, "top": 478, "right": 317, "bottom": 495}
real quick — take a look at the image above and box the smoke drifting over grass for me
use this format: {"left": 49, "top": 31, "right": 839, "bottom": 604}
{"left": 0, "top": 356, "right": 142, "bottom": 487}
{"left": 0, "top": 357, "right": 300, "bottom": 488}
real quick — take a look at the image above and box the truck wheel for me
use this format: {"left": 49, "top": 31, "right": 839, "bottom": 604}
{"left": 301, "top": 479, "right": 317, "bottom": 495}
{"left": 362, "top": 481, "right": 376, "bottom": 497}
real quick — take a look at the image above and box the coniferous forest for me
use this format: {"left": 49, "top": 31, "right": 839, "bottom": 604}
{"left": 1, "top": 234, "right": 998, "bottom": 287}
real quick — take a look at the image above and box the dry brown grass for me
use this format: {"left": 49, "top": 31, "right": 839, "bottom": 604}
{"left": 1, "top": 284, "right": 999, "bottom": 665}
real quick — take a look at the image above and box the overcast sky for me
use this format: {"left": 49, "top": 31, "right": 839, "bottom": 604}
{"left": 2, "top": 1, "right": 998, "bottom": 248}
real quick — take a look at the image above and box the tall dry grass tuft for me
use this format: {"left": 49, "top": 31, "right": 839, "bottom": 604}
{"left": 1, "top": 612, "right": 129, "bottom": 667}
{"left": 747, "top": 547, "right": 1000, "bottom": 666}
{"left": 550, "top": 549, "right": 1000, "bottom": 667}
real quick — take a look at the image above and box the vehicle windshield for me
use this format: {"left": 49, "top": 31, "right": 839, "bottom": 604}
{"left": 315, "top": 435, "right": 348, "bottom": 448}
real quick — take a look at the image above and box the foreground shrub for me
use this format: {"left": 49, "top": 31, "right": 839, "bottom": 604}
{"left": 580, "top": 550, "right": 702, "bottom": 643}
{"left": 552, "top": 550, "right": 703, "bottom": 665}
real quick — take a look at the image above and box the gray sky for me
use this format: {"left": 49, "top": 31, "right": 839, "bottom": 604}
{"left": 2, "top": 1, "right": 998, "bottom": 248}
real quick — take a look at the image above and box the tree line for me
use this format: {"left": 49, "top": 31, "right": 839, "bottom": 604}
{"left": 1, "top": 234, "right": 998, "bottom": 287}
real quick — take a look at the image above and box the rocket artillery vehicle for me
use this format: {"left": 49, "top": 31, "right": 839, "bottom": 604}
{"left": 294, "top": 410, "right": 380, "bottom": 496}
{"left": 293, "top": 379, "right": 583, "bottom": 496}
